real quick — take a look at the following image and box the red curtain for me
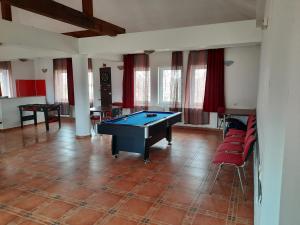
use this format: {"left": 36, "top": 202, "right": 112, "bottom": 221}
{"left": 203, "top": 49, "right": 225, "bottom": 112}
{"left": 66, "top": 58, "right": 75, "bottom": 106}
{"left": 170, "top": 51, "right": 183, "bottom": 111}
{"left": 122, "top": 54, "right": 135, "bottom": 108}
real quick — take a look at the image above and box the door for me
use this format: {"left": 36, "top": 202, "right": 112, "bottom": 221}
{"left": 100, "top": 67, "right": 112, "bottom": 107}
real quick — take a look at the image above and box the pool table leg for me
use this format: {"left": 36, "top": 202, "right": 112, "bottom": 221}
{"left": 144, "top": 146, "right": 150, "bottom": 163}
{"left": 166, "top": 126, "right": 172, "bottom": 145}
{"left": 112, "top": 135, "right": 119, "bottom": 158}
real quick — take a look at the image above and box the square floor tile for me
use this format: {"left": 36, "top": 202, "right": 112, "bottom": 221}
{"left": 164, "top": 190, "right": 196, "bottom": 206}
{"left": 13, "top": 194, "right": 48, "bottom": 211}
{"left": 64, "top": 187, "right": 94, "bottom": 200}
{"left": 18, "top": 219, "right": 43, "bottom": 225}
{"left": 65, "top": 208, "right": 104, "bottom": 225}
{"left": 135, "top": 182, "right": 166, "bottom": 199}
{"left": 0, "top": 211, "right": 17, "bottom": 225}
{"left": 192, "top": 214, "right": 225, "bottom": 225}
{"left": 151, "top": 205, "right": 186, "bottom": 225}
{"left": 237, "top": 202, "right": 254, "bottom": 219}
{"left": 105, "top": 216, "right": 137, "bottom": 225}
{"left": 0, "top": 189, "right": 25, "bottom": 203}
{"left": 35, "top": 200, "right": 75, "bottom": 219}
{"left": 198, "top": 194, "right": 229, "bottom": 214}
{"left": 119, "top": 198, "right": 153, "bottom": 216}
{"left": 88, "top": 191, "right": 122, "bottom": 209}
{"left": 111, "top": 180, "right": 138, "bottom": 192}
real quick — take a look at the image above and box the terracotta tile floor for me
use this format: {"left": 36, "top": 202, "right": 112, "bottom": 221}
{"left": 0, "top": 120, "right": 254, "bottom": 225}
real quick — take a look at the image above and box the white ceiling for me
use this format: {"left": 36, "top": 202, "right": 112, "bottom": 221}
{"left": 5, "top": 0, "right": 256, "bottom": 34}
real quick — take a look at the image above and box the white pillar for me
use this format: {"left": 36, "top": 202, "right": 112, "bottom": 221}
{"left": 72, "top": 54, "right": 91, "bottom": 137}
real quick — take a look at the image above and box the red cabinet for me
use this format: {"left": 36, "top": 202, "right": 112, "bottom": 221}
{"left": 16, "top": 80, "right": 46, "bottom": 97}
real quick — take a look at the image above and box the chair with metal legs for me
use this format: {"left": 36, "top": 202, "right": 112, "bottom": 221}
{"left": 209, "top": 135, "right": 256, "bottom": 200}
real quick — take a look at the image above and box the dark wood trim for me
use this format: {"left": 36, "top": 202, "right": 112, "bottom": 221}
{"left": 82, "top": 0, "right": 93, "bottom": 17}
{"left": 1, "top": 0, "right": 125, "bottom": 36}
{"left": 1, "top": 0, "right": 12, "bottom": 21}
{"left": 76, "top": 134, "right": 92, "bottom": 139}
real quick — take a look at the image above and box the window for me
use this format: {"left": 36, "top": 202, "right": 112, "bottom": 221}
{"left": 190, "top": 68, "right": 207, "bottom": 108}
{"left": 158, "top": 67, "right": 181, "bottom": 104}
{"left": 134, "top": 70, "right": 151, "bottom": 106}
{"left": 0, "top": 69, "right": 12, "bottom": 97}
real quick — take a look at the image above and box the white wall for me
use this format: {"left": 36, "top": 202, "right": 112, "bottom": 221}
{"left": 79, "top": 20, "right": 261, "bottom": 55}
{"left": 255, "top": 0, "right": 300, "bottom": 225}
{"left": 89, "top": 46, "right": 260, "bottom": 128}
{"left": 34, "top": 58, "right": 55, "bottom": 103}
{"left": 9, "top": 45, "right": 259, "bottom": 129}
{"left": 11, "top": 60, "right": 35, "bottom": 96}
{"left": 225, "top": 46, "right": 260, "bottom": 109}
{"left": 0, "top": 96, "right": 46, "bottom": 129}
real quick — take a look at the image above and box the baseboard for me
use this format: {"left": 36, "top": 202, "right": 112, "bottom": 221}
{"left": 0, "top": 122, "right": 45, "bottom": 132}
{"left": 173, "top": 125, "right": 222, "bottom": 134}
{"left": 75, "top": 134, "right": 92, "bottom": 139}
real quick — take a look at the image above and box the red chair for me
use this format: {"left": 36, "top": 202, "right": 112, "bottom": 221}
{"left": 210, "top": 135, "right": 256, "bottom": 200}
{"left": 102, "top": 111, "right": 112, "bottom": 121}
{"left": 217, "top": 128, "right": 256, "bottom": 154}
{"left": 226, "top": 116, "right": 256, "bottom": 137}
{"left": 90, "top": 115, "right": 101, "bottom": 131}
{"left": 224, "top": 128, "right": 256, "bottom": 144}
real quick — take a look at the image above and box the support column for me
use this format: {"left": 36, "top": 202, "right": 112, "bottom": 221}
{"left": 72, "top": 54, "right": 91, "bottom": 137}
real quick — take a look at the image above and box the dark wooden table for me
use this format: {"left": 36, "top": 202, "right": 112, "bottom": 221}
{"left": 90, "top": 106, "right": 122, "bottom": 118}
{"left": 224, "top": 108, "right": 256, "bottom": 116}
{"left": 18, "top": 104, "right": 61, "bottom": 131}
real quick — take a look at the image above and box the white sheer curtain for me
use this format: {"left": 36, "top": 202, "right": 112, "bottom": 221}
{"left": 53, "top": 59, "right": 70, "bottom": 115}
{"left": 134, "top": 54, "right": 150, "bottom": 108}
{"left": 184, "top": 51, "right": 209, "bottom": 125}
{"left": 169, "top": 51, "right": 183, "bottom": 111}
{"left": 0, "top": 61, "right": 13, "bottom": 97}
{"left": 189, "top": 67, "right": 207, "bottom": 108}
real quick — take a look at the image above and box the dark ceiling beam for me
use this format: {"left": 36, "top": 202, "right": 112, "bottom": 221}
{"left": 1, "top": 0, "right": 12, "bottom": 21}
{"left": 82, "top": 0, "right": 93, "bottom": 17}
{"left": 0, "top": 0, "right": 125, "bottom": 36}
{"left": 63, "top": 30, "right": 103, "bottom": 38}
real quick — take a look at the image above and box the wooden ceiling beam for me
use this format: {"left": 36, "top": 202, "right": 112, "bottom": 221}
{"left": 1, "top": 0, "right": 12, "bottom": 21}
{"left": 63, "top": 30, "right": 103, "bottom": 38}
{"left": 82, "top": 0, "right": 93, "bottom": 17}
{"left": 0, "top": 0, "right": 125, "bottom": 36}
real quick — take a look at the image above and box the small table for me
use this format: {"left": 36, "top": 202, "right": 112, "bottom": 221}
{"left": 90, "top": 106, "right": 122, "bottom": 118}
{"left": 18, "top": 104, "right": 61, "bottom": 131}
{"left": 223, "top": 108, "right": 256, "bottom": 137}
{"left": 97, "top": 111, "right": 182, "bottom": 162}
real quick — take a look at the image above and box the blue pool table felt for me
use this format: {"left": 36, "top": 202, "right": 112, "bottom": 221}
{"left": 105, "top": 112, "right": 174, "bottom": 126}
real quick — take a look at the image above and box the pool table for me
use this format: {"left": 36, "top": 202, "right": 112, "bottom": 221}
{"left": 97, "top": 111, "right": 182, "bottom": 161}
